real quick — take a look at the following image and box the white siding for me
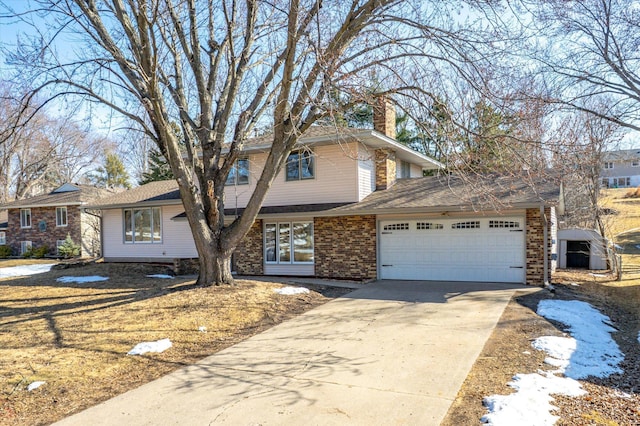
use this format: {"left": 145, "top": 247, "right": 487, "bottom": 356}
{"left": 410, "top": 163, "right": 423, "bottom": 178}
{"left": 102, "top": 205, "right": 197, "bottom": 260}
{"left": 357, "top": 156, "right": 375, "bottom": 200}
{"left": 264, "top": 264, "right": 314, "bottom": 276}
{"left": 80, "top": 211, "right": 101, "bottom": 257}
{"left": 224, "top": 143, "right": 360, "bottom": 211}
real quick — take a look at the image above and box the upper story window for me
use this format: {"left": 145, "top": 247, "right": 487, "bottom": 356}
{"left": 123, "top": 207, "right": 162, "bottom": 243}
{"left": 225, "top": 158, "right": 249, "bottom": 186}
{"left": 604, "top": 162, "right": 614, "bottom": 169}
{"left": 20, "top": 209, "right": 31, "bottom": 228}
{"left": 56, "top": 207, "right": 68, "bottom": 227}
{"left": 286, "top": 150, "right": 314, "bottom": 181}
{"left": 399, "top": 160, "right": 411, "bottom": 178}
{"left": 632, "top": 160, "right": 640, "bottom": 167}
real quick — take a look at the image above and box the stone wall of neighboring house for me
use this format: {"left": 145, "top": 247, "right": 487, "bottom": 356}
{"left": 526, "top": 207, "right": 554, "bottom": 286}
{"left": 314, "top": 215, "right": 377, "bottom": 280}
{"left": 234, "top": 219, "right": 264, "bottom": 275}
{"left": 6, "top": 206, "right": 82, "bottom": 255}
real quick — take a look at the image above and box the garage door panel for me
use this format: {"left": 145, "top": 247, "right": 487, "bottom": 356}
{"left": 379, "top": 217, "right": 525, "bottom": 283}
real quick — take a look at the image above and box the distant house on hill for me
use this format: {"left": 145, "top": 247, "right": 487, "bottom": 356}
{"left": 0, "top": 183, "right": 114, "bottom": 257}
{"left": 601, "top": 149, "right": 640, "bottom": 188}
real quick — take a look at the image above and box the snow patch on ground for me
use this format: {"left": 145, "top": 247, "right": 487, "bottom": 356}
{"left": 27, "top": 381, "right": 46, "bottom": 391}
{"left": 0, "top": 264, "right": 54, "bottom": 279}
{"left": 536, "top": 299, "right": 623, "bottom": 379}
{"left": 127, "top": 338, "right": 172, "bottom": 355}
{"left": 146, "top": 274, "right": 174, "bottom": 279}
{"left": 56, "top": 275, "right": 109, "bottom": 283}
{"left": 482, "top": 300, "right": 623, "bottom": 425}
{"left": 275, "top": 286, "right": 310, "bottom": 295}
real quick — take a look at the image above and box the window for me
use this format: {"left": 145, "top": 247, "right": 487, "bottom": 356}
{"left": 416, "top": 222, "right": 444, "bottom": 230}
{"left": 56, "top": 240, "right": 65, "bottom": 255}
{"left": 123, "top": 207, "right": 162, "bottom": 243}
{"left": 20, "top": 209, "right": 31, "bottom": 228}
{"left": 264, "top": 222, "right": 314, "bottom": 264}
{"left": 452, "top": 221, "right": 480, "bottom": 229}
{"left": 399, "top": 160, "right": 411, "bottom": 178}
{"left": 225, "top": 158, "right": 249, "bottom": 185}
{"left": 383, "top": 223, "right": 409, "bottom": 231}
{"left": 21, "top": 241, "right": 32, "bottom": 254}
{"left": 633, "top": 160, "right": 640, "bottom": 167}
{"left": 612, "top": 177, "right": 631, "bottom": 188}
{"left": 604, "top": 162, "right": 614, "bottom": 169}
{"left": 602, "top": 178, "right": 609, "bottom": 188}
{"left": 489, "top": 220, "right": 520, "bottom": 229}
{"left": 286, "top": 150, "right": 315, "bottom": 181}
{"left": 0, "top": 232, "right": 5, "bottom": 245}
{"left": 56, "top": 207, "right": 68, "bottom": 227}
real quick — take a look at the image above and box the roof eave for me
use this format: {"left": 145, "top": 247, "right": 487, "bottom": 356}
{"left": 85, "top": 199, "right": 183, "bottom": 210}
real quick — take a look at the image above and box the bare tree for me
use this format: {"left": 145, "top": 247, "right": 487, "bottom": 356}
{"left": 2, "top": 0, "right": 503, "bottom": 285}
{"left": 517, "top": 0, "right": 640, "bottom": 132}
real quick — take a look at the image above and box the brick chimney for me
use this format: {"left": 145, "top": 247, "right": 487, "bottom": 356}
{"left": 373, "top": 96, "right": 396, "bottom": 140}
{"left": 373, "top": 96, "right": 397, "bottom": 190}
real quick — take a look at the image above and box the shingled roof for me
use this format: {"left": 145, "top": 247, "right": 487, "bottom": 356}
{"left": 85, "top": 180, "right": 181, "bottom": 209}
{"left": 324, "top": 174, "right": 560, "bottom": 215}
{"left": 0, "top": 184, "right": 116, "bottom": 209}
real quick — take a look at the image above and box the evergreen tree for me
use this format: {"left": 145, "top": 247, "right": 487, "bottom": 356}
{"left": 88, "top": 152, "right": 131, "bottom": 189}
{"left": 139, "top": 148, "right": 174, "bottom": 185}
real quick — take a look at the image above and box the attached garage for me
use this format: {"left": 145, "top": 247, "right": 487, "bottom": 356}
{"left": 379, "top": 216, "right": 526, "bottom": 283}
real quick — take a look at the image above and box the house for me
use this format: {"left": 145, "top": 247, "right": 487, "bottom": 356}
{"left": 86, "top": 104, "right": 560, "bottom": 286}
{"left": 601, "top": 149, "right": 640, "bottom": 188}
{"left": 557, "top": 228, "right": 608, "bottom": 270}
{"left": 0, "top": 183, "right": 114, "bottom": 257}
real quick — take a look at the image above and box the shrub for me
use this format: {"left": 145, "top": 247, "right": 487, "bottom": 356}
{"left": 0, "top": 245, "right": 11, "bottom": 258}
{"left": 32, "top": 245, "right": 49, "bottom": 259}
{"left": 58, "top": 234, "right": 81, "bottom": 258}
{"left": 624, "top": 186, "right": 640, "bottom": 198}
{"left": 22, "top": 248, "right": 33, "bottom": 258}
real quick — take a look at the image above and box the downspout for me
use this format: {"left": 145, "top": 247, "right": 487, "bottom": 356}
{"left": 540, "top": 204, "right": 549, "bottom": 287}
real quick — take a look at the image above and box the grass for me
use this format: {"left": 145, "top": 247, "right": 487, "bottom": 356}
{"left": 0, "top": 262, "right": 339, "bottom": 426}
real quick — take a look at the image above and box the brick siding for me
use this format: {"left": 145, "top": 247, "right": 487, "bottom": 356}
{"left": 234, "top": 219, "right": 264, "bottom": 275}
{"left": 6, "top": 206, "right": 82, "bottom": 255}
{"left": 314, "top": 215, "right": 377, "bottom": 280}
{"left": 526, "top": 207, "right": 553, "bottom": 286}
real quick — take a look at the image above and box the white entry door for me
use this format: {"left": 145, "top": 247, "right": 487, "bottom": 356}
{"left": 379, "top": 217, "right": 526, "bottom": 283}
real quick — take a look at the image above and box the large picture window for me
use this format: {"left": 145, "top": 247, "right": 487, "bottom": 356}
{"left": 264, "top": 222, "right": 314, "bottom": 264}
{"left": 225, "top": 158, "right": 249, "bottom": 185}
{"left": 286, "top": 151, "right": 315, "bottom": 181}
{"left": 20, "top": 209, "right": 31, "bottom": 228}
{"left": 123, "top": 207, "right": 162, "bottom": 243}
{"left": 56, "top": 207, "right": 68, "bottom": 227}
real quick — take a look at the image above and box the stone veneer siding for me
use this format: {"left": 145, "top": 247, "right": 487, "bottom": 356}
{"left": 375, "top": 149, "right": 397, "bottom": 190}
{"left": 6, "top": 206, "right": 81, "bottom": 255}
{"left": 234, "top": 219, "right": 264, "bottom": 275}
{"left": 314, "top": 215, "right": 377, "bottom": 280}
{"left": 526, "top": 207, "right": 553, "bottom": 286}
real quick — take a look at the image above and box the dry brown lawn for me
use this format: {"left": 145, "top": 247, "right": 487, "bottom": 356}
{"left": 0, "top": 261, "right": 350, "bottom": 426}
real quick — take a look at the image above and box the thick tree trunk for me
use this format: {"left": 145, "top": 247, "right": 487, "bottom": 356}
{"left": 196, "top": 247, "right": 234, "bottom": 286}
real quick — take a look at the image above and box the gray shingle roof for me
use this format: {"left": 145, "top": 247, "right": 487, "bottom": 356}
{"left": 235, "top": 125, "right": 364, "bottom": 151}
{"left": 0, "top": 184, "right": 116, "bottom": 209}
{"left": 85, "top": 180, "right": 181, "bottom": 208}
{"left": 327, "top": 175, "right": 559, "bottom": 215}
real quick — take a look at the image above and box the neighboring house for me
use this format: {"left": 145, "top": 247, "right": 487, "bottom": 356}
{"left": 87, "top": 105, "right": 561, "bottom": 286}
{"left": 0, "top": 184, "right": 114, "bottom": 257}
{"left": 0, "top": 209, "right": 7, "bottom": 247}
{"left": 601, "top": 149, "right": 640, "bottom": 188}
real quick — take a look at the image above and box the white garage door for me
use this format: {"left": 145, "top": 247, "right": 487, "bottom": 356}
{"left": 379, "top": 217, "right": 525, "bottom": 283}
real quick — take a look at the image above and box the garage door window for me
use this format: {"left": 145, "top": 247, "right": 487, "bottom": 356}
{"left": 383, "top": 223, "right": 409, "bottom": 231}
{"left": 489, "top": 220, "right": 520, "bottom": 229}
{"left": 451, "top": 221, "right": 480, "bottom": 229}
{"left": 416, "top": 222, "right": 443, "bottom": 230}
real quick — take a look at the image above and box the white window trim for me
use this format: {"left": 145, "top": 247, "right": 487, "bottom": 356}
{"left": 604, "top": 162, "right": 614, "bottom": 169}
{"left": 264, "top": 221, "right": 314, "bottom": 265}
{"left": 0, "top": 232, "right": 5, "bottom": 245}
{"left": 56, "top": 207, "right": 68, "bottom": 227}
{"left": 225, "top": 158, "right": 250, "bottom": 186}
{"left": 21, "top": 241, "right": 32, "bottom": 254}
{"left": 285, "top": 150, "right": 315, "bottom": 182}
{"left": 123, "top": 207, "right": 163, "bottom": 244}
{"left": 20, "top": 208, "right": 32, "bottom": 228}
{"left": 632, "top": 160, "right": 640, "bottom": 167}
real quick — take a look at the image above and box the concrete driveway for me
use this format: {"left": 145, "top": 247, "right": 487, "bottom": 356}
{"left": 55, "top": 280, "right": 536, "bottom": 426}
